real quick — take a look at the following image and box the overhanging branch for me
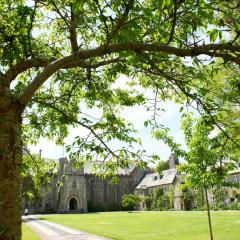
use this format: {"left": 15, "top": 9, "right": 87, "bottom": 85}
{"left": 1, "top": 58, "right": 50, "bottom": 86}
{"left": 18, "top": 41, "right": 240, "bottom": 107}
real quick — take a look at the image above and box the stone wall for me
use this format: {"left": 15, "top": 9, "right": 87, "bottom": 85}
{"left": 85, "top": 175, "right": 130, "bottom": 211}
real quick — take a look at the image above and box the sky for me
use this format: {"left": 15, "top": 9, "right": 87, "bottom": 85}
{"left": 29, "top": 75, "right": 187, "bottom": 163}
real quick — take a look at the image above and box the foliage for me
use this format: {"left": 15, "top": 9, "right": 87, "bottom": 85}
{"left": 21, "top": 153, "right": 57, "bottom": 200}
{"left": 168, "top": 186, "right": 175, "bottom": 209}
{"left": 156, "top": 194, "right": 171, "bottom": 210}
{"left": 1, "top": 0, "right": 240, "bottom": 239}
{"left": 154, "top": 188, "right": 164, "bottom": 198}
{"left": 196, "top": 189, "right": 205, "bottom": 208}
{"left": 230, "top": 201, "right": 240, "bottom": 210}
{"left": 150, "top": 187, "right": 174, "bottom": 210}
{"left": 143, "top": 196, "right": 153, "bottom": 211}
{"left": 122, "top": 194, "right": 140, "bottom": 211}
{"left": 156, "top": 161, "right": 169, "bottom": 175}
{"left": 212, "top": 187, "right": 227, "bottom": 206}
{"left": 87, "top": 201, "right": 106, "bottom": 212}
{"left": 182, "top": 188, "right": 195, "bottom": 210}
{"left": 180, "top": 115, "right": 239, "bottom": 191}
{"left": 87, "top": 201, "right": 120, "bottom": 212}
{"left": 232, "top": 190, "right": 240, "bottom": 201}
{"left": 0, "top": 0, "right": 239, "bottom": 171}
{"left": 179, "top": 115, "right": 240, "bottom": 239}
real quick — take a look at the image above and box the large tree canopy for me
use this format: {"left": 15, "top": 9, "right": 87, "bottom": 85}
{"left": 0, "top": 0, "right": 239, "bottom": 239}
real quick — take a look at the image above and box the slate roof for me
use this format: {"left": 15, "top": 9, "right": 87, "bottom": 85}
{"left": 135, "top": 168, "right": 177, "bottom": 189}
{"left": 83, "top": 161, "right": 136, "bottom": 175}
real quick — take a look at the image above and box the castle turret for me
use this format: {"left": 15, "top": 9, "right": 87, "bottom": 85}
{"left": 168, "top": 153, "right": 179, "bottom": 169}
{"left": 59, "top": 158, "right": 67, "bottom": 176}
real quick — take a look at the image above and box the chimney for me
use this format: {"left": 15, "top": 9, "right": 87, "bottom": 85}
{"left": 168, "top": 153, "right": 179, "bottom": 169}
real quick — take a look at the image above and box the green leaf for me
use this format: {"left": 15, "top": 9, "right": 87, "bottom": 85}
{"left": 157, "top": 0, "right": 165, "bottom": 10}
{"left": 209, "top": 29, "right": 218, "bottom": 42}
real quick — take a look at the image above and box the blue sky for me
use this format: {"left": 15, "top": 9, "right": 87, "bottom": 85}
{"left": 29, "top": 75, "right": 187, "bottom": 162}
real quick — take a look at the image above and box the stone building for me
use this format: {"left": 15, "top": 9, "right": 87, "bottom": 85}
{"left": 25, "top": 158, "right": 149, "bottom": 213}
{"left": 135, "top": 155, "right": 240, "bottom": 210}
{"left": 207, "top": 164, "right": 240, "bottom": 206}
{"left": 134, "top": 153, "right": 188, "bottom": 210}
{"left": 24, "top": 154, "right": 240, "bottom": 213}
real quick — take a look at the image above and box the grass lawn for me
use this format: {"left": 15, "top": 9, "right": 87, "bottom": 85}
{"left": 40, "top": 211, "right": 240, "bottom": 240}
{"left": 22, "top": 224, "right": 40, "bottom": 240}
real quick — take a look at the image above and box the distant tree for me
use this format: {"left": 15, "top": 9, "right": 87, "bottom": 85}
{"left": 156, "top": 161, "right": 169, "bottom": 175}
{"left": 21, "top": 153, "right": 57, "bottom": 202}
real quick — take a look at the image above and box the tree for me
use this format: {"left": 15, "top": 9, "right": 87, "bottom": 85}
{"left": 180, "top": 116, "right": 239, "bottom": 240}
{"left": 0, "top": 0, "right": 240, "bottom": 239}
{"left": 156, "top": 160, "right": 169, "bottom": 175}
{"left": 21, "top": 152, "right": 57, "bottom": 203}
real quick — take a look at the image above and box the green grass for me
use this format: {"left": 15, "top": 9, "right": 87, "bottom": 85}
{"left": 40, "top": 211, "right": 240, "bottom": 240}
{"left": 22, "top": 224, "right": 40, "bottom": 240}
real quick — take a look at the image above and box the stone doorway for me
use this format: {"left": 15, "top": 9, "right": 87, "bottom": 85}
{"left": 69, "top": 198, "right": 77, "bottom": 211}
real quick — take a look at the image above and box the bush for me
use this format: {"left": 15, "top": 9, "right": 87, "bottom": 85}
{"left": 122, "top": 194, "right": 141, "bottom": 211}
{"left": 108, "top": 203, "right": 121, "bottom": 211}
{"left": 217, "top": 202, "right": 228, "bottom": 210}
{"left": 87, "top": 201, "right": 106, "bottom": 212}
{"left": 230, "top": 201, "right": 240, "bottom": 210}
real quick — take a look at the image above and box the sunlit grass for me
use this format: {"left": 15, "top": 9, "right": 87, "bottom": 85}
{"left": 22, "top": 224, "right": 40, "bottom": 240}
{"left": 40, "top": 211, "right": 240, "bottom": 240}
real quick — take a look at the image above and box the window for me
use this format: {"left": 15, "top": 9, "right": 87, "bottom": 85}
{"left": 72, "top": 181, "right": 76, "bottom": 188}
{"left": 234, "top": 176, "right": 240, "bottom": 183}
{"left": 153, "top": 176, "right": 158, "bottom": 181}
{"left": 45, "top": 203, "right": 50, "bottom": 209}
{"left": 132, "top": 177, "right": 139, "bottom": 186}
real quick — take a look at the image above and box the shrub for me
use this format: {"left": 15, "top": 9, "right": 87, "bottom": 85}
{"left": 230, "top": 201, "right": 240, "bottom": 210}
{"left": 143, "top": 196, "right": 153, "bottom": 211}
{"left": 108, "top": 203, "right": 121, "bottom": 211}
{"left": 122, "top": 194, "right": 141, "bottom": 211}
{"left": 156, "top": 194, "right": 170, "bottom": 209}
{"left": 182, "top": 188, "right": 194, "bottom": 210}
{"left": 196, "top": 189, "right": 204, "bottom": 208}
{"left": 212, "top": 187, "right": 227, "bottom": 206}
{"left": 87, "top": 201, "right": 106, "bottom": 212}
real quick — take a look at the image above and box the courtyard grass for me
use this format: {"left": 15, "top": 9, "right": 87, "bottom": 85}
{"left": 22, "top": 224, "right": 40, "bottom": 240}
{"left": 40, "top": 211, "right": 240, "bottom": 240}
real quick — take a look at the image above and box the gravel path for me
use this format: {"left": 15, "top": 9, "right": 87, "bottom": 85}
{"left": 23, "top": 216, "right": 112, "bottom": 240}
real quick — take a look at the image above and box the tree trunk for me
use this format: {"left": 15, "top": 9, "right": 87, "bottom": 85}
{"left": 0, "top": 84, "right": 23, "bottom": 240}
{"left": 204, "top": 187, "right": 214, "bottom": 240}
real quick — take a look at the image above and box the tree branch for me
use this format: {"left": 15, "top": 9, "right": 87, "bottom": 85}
{"left": 70, "top": 4, "right": 79, "bottom": 54}
{"left": 34, "top": 99, "right": 118, "bottom": 159}
{"left": 107, "top": 0, "right": 135, "bottom": 43}
{"left": 167, "top": 0, "right": 178, "bottom": 45}
{"left": 0, "top": 58, "right": 50, "bottom": 86}
{"left": 140, "top": 55, "right": 240, "bottom": 148}
{"left": 18, "top": 41, "right": 240, "bottom": 107}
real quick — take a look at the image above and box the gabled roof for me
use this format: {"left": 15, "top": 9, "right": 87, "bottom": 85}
{"left": 135, "top": 168, "right": 177, "bottom": 189}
